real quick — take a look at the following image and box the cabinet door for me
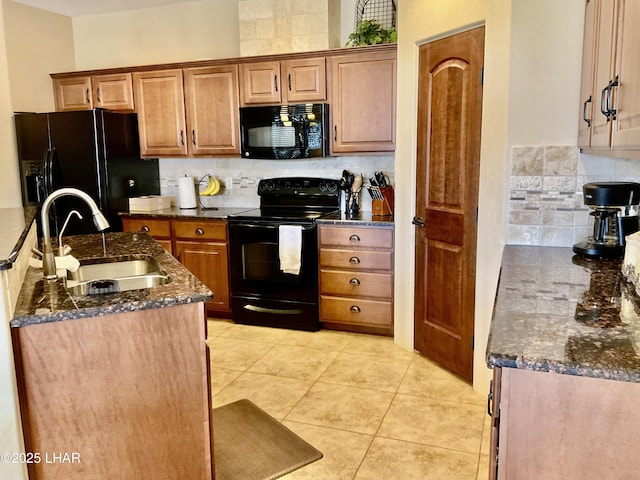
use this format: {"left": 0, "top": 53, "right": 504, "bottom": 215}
{"left": 612, "top": 0, "right": 640, "bottom": 148}
{"left": 132, "top": 69, "right": 187, "bottom": 157}
{"left": 328, "top": 49, "right": 396, "bottom": 153}
{"left": 577, "top": 0, "right": 598, "bottom": 148}
{"left": 282, "top": 57, "right": 326, "bottom": 103}
{"left": 240, "top": 61, "right": 281, "bottom": 105}
{"left": 92, "top": 73, "right": 134, "bottom": 111}
{"left": 175, "top": 240, "right": 230, "bottom": 312}
{"left": 184, "top": 66, "right": 240, "bottom": 156}
{"left": 53, "top": 77, "right": 93, "bottom": 111}
{"left": 590, "top": 0, "right": 618, "bottom": 148}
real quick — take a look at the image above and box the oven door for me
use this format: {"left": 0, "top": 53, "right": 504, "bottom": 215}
{"left": 229, "top": 220, "right": 320, "bottom": 330}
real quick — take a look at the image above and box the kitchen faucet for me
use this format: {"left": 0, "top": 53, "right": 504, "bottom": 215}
{"left": 41, "top": 187, "right": 110, "bottom": 280}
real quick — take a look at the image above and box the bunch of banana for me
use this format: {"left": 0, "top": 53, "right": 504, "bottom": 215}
{"left": 200, "top": 175, "right": 221, "bottom": 196}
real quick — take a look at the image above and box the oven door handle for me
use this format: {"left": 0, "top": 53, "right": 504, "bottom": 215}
{"left": 229, "top": 222, "right": 316, "bottom": 231}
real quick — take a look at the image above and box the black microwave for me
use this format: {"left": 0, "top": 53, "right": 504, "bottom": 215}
{"left": 239, "top": 103, "right": 328, "bottom": 159}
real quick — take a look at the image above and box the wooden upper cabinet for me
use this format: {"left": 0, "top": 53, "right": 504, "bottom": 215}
{"left": 328, "top": 49, "right": 396, "bottom": 154}
{"left": 611, "top": 0, "right": 640, "bottom": 149}
{"left": 92, "top": 73, "right": 134, "bottom": 111}
{"left": 184, "top": 65, "right": 240, "bottom": 156}
{"left": 282, "top": 57, "right": 326, "bottom": 102}
{"left": 240, "top": 57, "right": 326, "bottom": 105}
{"left": 53, "top": 77, "right": 93, "bottom": 111}
{"left": 132, "top": 69, "right": 188, "bottom": 157}
{"left": 53, "top": 74, "right": 134, "bottom": 112}
{"left": 577, "top": 0, "right": 597, "bottom": 149}
{"left": 240, "top": 61, "right": 281, "bottom": 105}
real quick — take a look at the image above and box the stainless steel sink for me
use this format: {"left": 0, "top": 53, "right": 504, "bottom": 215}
{"left": 65, "top": 255, "right": 171, "bottom": 295}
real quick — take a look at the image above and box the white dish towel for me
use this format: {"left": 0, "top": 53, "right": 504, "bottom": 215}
{"left": 279, "top": 225, "right": 302, "bottom": 275}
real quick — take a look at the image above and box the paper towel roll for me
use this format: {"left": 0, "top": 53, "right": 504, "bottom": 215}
{"left": 178, "top": 176, "right": 197, "bottom": 209}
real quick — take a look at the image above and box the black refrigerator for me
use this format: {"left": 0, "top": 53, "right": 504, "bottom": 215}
{"left": 15, "top": 109, "right": 160, "bottom": 236}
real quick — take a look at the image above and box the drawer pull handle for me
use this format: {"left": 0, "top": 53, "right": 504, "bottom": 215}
{"left": 141, "top": 225, "right": 150, "bottom": 232}
{"left": 349, "top": 277, "right": 360, "bottom": 286}
{"left": 349, "top": 234, "right": 360, "bottom": 242}
{"left": 349, "top": 256, "right": 360, "bottom": 264}
{"left": 350, "top": 305, "right": 361, "bottom": 313}
{"left": 195, "top": 227, "right": 204, "bottom": 235}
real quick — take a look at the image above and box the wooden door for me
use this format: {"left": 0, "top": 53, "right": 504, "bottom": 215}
{"left": 53, "top": 77, "right": 92, "bottom": 111}
{"left": 184, "top": 65, "right": 240, "bottom": 156}
{"left": 92, "top": 73, "right": 134, "bottom": 111}
{"left": 328, "top": 50, "right": 396, "bottom": 154}
{"left": 413, "top": 27, "right": 484, "bottom": 382}
{"left": 240, "top": 61, "right": 281, "bottom": 105}
{"left": 282, "top": 57, "right": 326, "bottom": 102}
{"left": 132, "top": 69, "right": 187, "bottom": 157}
{"left": 590, "top": 0, "right": 618, "bottom": 148}
{"left": 577, "top": 0, "right": 598, "bottom": 148}
{"left": 612, "top": 0, "right": 640, "bottom": 148}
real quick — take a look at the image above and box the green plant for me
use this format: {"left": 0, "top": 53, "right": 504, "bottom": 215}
{"left": 346, "top": 19, "right": 397, "bottom": 47}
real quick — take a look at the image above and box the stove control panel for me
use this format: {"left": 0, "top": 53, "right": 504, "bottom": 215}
{"left": 258, "top": 177, "right": 339, "bottom": 196}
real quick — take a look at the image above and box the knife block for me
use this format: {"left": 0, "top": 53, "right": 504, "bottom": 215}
{"left": 372, "top": 186, "right": 394, "bottom": 216}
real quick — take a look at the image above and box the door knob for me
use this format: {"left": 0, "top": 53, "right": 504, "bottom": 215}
{"left": 412, "top": 216, "right": 425, "bottom": 227}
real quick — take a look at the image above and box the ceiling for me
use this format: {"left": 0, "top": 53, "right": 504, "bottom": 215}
{"left": 9, "top": 0, "right": 199, "bottom": 17}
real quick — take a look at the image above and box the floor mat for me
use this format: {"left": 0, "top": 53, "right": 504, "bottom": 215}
{"left": 213, "top": 399, "right": 323, "bottom": 480}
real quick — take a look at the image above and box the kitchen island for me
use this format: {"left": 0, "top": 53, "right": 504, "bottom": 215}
{"left": 486, "top": 245, "right": 640, "bottom": 479}
{"left": 11, "top": 231, "right": 214, "bottom": 479}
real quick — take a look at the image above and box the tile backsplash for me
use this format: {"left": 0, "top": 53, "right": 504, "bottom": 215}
{"left": 159, "top": 155, "right": 394, "bottom": 210}
{"left": 507, "top": 146, "right": 640, "bottom": 246}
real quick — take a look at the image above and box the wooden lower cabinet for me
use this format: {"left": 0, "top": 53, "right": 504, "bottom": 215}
{"left": 318, "top": 223, "right": 394, "bottom": 335}
{"left": 491, "top": 367, "right": 640, "bottom": 479}
{"left": 12, "top": 303, "right": 213, "bottom": 479}
{"left": 122, "top": 216, "right": 231, "bottom": 315}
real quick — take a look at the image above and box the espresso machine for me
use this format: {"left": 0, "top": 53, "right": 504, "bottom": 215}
{"left": 573, "top": 182, "right": 640, "bottom": 259}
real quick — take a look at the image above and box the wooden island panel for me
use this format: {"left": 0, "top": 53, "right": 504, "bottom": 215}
{"left": 12, "top": 302, "right": 213, "bottom": 480}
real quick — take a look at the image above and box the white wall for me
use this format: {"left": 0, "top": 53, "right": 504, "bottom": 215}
{"left": 72, "top": 0, "right": 241, "bottom": 70}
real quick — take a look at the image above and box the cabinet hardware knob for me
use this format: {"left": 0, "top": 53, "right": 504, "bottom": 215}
{"left": 334, "top": 125, "right": 337, "bottom": 141}
{"left": 274, "top": 75, "right": 278, "bottom": 93}
{"left": 96, "top": 87, "right": 101, "bottom": 103}
{"left": 288, "top": 73, "right": 292, "bottom": 91}
{"left": 85, "top": 88, "right": 90, "bottom": 104}
{"left": 349, "top": 234, "right": 360, "bottom": 242}
{"left": 141, "top": 225, "right": 150, "bottom": 232}
{"left": 349, "top": 277, "right": 360, "bottom": 286}
{"left": 349, "top": 256, "right": 360, "bottom": 264}
{"left": 192, "top": 130, "right": 196, "bottom": 145}
{"left": 350, "top": 305, "right": 361, "bottom": 313}
{"left": 195, "top": 228, "right": 204, "bottom": 235}
{"left": 180, "top": 130, "right": 185, "bottom": 145}
{"left": 487, "top": 379, "right": 494, "bottom": 417}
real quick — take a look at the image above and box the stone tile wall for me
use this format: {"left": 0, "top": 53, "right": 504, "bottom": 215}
{"left": 507, "top": 147, "right": 640, "bottom": 247}
{"left": 238, "top": 0, "right": 340, "bottom": 56}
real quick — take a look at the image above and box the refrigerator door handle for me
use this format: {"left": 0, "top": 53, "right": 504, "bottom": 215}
{"left": 41, "top": 149, "right": 51, "bottom": 197}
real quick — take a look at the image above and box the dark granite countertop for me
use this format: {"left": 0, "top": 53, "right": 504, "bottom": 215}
{"left": 11, "top": 231, "right": 212, "bottom": 328}
{"left": 0, "top": 207, "right": 37, "bottom": 270}
{"left": 486, "top": 245, "right": 640, "bottom": 383}
{"left": 120, "top": 206, "right": 254, "bottom": 220}
{"left": 317, "top": 211, "right": 394, "bottom": 226}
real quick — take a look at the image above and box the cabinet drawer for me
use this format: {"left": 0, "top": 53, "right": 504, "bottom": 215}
{"left": 173, "top": 220, "right": 227, "bottom": 241}
{"left": 320, "top": 269, "right": 392, "bottom": 298}
{"left": 320, "top": 296, "right": 392, "bottom": 328}
{"left": 319, "top": 225, "right": 393, "bottom": 249}
{"left": 319, "top": 248, "right": 392, "bottom": 271}
{"left": 122, "top": 218, "right": 171, "bottom": 238}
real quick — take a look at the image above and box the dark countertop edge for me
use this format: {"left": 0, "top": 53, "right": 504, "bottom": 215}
{"left": 119, "top": 207, "right": 255, "bottom": 220}
{"left": 486, "top": 353, "right": 640, "bottom": 383}
{"left": 10, "top": 293, "right": 212, "bottom": 328}
{"left": 0, "top": 207, "right": 38, "bottom": 271}
{"left": 316, "top": 214, "right": 394, "bottom": 226}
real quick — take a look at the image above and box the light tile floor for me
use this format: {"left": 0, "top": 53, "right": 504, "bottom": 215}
{"left": 207, "top": 319, "right": 491, "bottom": 480}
